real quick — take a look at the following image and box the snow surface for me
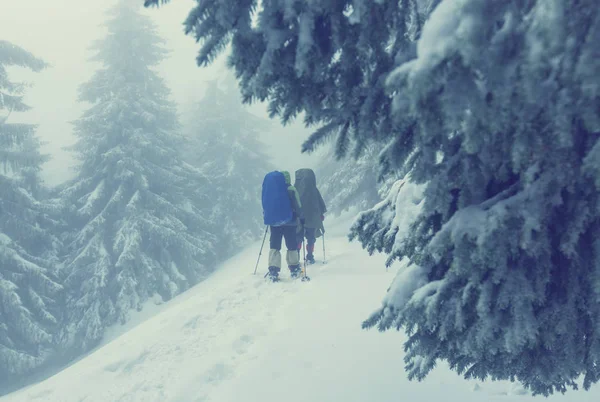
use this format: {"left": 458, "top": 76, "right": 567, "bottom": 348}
{"left": 3, "top": 216, "right": 599, "bottom": 402}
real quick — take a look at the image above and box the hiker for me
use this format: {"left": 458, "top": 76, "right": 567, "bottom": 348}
{"left": 261, "top": 170, "right": 304, "bottom": 281}
{"left": 294, "top": 168, "right": 327, "bottom": 264}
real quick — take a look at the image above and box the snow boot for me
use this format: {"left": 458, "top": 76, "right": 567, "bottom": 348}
{"left": 306, "top": 254, "right": 315, "bottom": 264}
{"left": 289, "top": 264, "right": 301, "bottom": 279}
{"left": 267, "top": 266, "right": 281, "bottom": 282}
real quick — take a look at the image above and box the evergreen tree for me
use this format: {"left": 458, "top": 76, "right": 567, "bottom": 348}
{"left": 0, "top": 41, "right": 62, "bottom": 381}
{"left": 61, "top": 0, "right": 217, "bottom": 354}
{"left": 183, "top": 80, "right": 273, "bottom": 258}
{"left": 148, "top": 0, "right": 600, "bottom": 394}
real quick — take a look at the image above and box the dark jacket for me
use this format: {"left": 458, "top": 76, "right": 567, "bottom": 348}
{"left": 294, "top": 168, "right": 326, "bottom": 230}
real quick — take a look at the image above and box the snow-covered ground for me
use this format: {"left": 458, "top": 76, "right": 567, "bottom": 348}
{"left": 3, "top": 217, "right": 599, "bottom": 402}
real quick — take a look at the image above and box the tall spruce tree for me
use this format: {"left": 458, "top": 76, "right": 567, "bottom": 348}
{"left": 0, "top": 41, "right": 62, "bottom": 382}
{"left": 183, "top": 80, "right": 273, "bottom": 258}
{"left": 147, "top": 0, "right": 600, "bottom": 394}
{"left": 61, "top": 0, "right": 217, "bottom": 354}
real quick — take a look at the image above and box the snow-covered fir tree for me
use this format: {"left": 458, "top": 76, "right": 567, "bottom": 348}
{"left": 0, "top": 41, "right": 62, "bottom": 383}
{"left": 148, "top": 0, "right": 600, "bottom": 394}
{"left": 60, "top": 0, "right": 218, "bottom": 354}
{"left": 183, "top": 80, "right": 273, "bottom": 258}
{"left": 358, "top": 2, "right": 600, "bottom": 395}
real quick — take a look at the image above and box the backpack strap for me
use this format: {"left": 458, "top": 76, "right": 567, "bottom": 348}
{"left": 288, "top": 185, "right": 302, "bottom": 209}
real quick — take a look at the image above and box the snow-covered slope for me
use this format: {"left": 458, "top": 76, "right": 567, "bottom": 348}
{"left": 3, "top": 217, "right": 599, "bottom": 402}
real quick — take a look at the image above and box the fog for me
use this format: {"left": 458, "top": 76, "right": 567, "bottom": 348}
{"left": 1, "top": 1, "right": 330, "bottom": 392}
{"left": 0, "top": 0, "right": 320, "bottom": 187}
{"left": 3, "top": 1, "right": 598, "bottom": 399}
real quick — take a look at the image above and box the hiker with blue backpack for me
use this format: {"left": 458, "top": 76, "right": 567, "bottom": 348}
{"left": 261, "top": 170, "right": 304, "bottom": 282}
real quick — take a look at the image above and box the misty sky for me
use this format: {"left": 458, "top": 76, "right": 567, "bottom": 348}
{"left": 0, "top": 0, "right": 320, "bottom": 187}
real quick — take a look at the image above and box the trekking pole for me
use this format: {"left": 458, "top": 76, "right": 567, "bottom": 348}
{"left": 322, "top": 233, "right": 326, "bottom": 264}
{"left": 302, "top": 239, "right": 306, "bottom": 276}
{"left": 301, "top": 238, "right": 311, "bottom": 281}
{"left": 253, "top": 226, "right": 268, "bottom": 275}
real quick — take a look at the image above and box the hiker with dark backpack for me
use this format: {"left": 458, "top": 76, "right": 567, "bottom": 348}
{"left": 294, "top": 168, "right": 327, "bottom": 264}
{"left": 261, "top": 170, "right": 304, "bottom": 281}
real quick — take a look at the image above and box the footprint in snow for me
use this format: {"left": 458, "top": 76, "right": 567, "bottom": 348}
{"left": 232, "top": 334, "right": 253, "bottom": 355}
{"left": 103, "top": 350, "right": 149, "bottom": 374}
{"left": 203, "top": 362, "right": 232, "bottom": 384}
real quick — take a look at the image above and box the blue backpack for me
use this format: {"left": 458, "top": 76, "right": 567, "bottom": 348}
{"left": 262, "top": 171, "right": 293, "bottom": 226}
